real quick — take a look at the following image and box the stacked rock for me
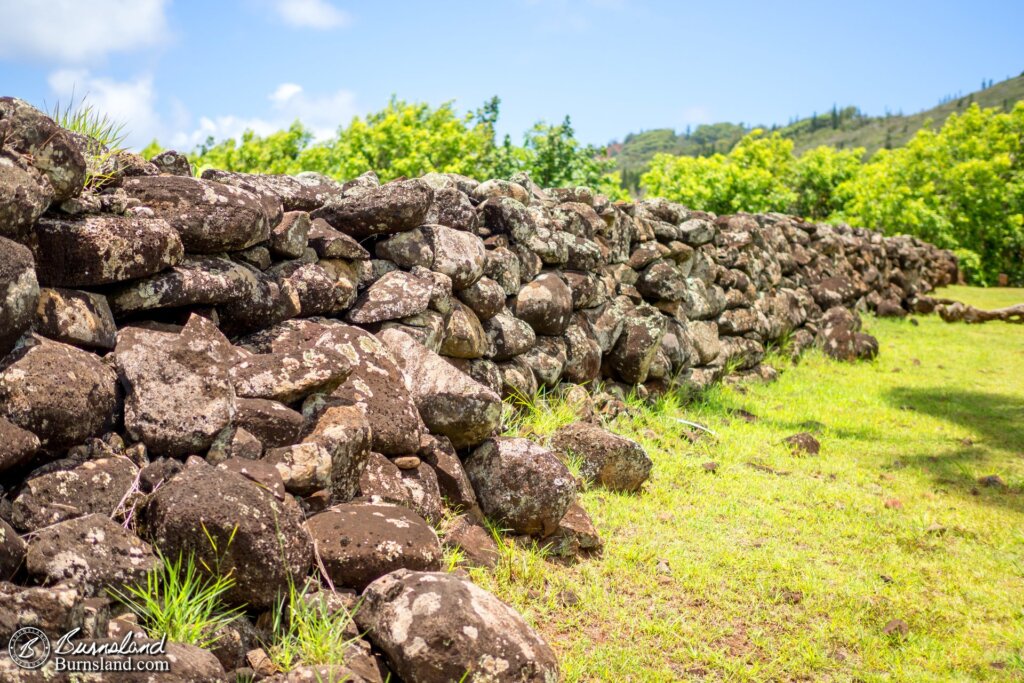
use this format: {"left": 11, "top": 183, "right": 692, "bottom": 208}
{"left": 0, "top": 97, "right": 956, "bottom": 681}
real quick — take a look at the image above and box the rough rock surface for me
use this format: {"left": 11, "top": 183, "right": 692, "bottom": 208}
{"left": 464, "top": 437, "right": 577, "bottom": 537}
{"left": 306, "top": 504, "right": 441, "bottom": 591}
{"left": 10, "top": 456, "right": 138, "bottom": 531}
{"left": 0, "top": 334, "right": 118, "bottom": 448}
{"left": 122, "top": 175, "right": 270, "bottom": 253}
{"left": 0, "top": 97, "right": 962, "bottom": 678}
{"left": 115, "top": 315, "right": 236, "bottom": 457}
{"left": 312, "top": 179, "right": 433, "bottom": 240}
{"left": 144, "top": 460, "right": 310, "bottom": 608}
{"left": 25, "top": 514, "right": 159, "bottom": 596}
{"left": 34, "top": 214, "right": 183, "bottom": 287}
{"left": 358, "top": 569, "right": 559, "bottom": 683}
{"left": 379, "top": 328, "right": 502, "bottom": 450}
{"left": 0, "top": 237, "right": 39, "bottom": 356}
{"left": 550, "top": 422, "right": 653, "bottom": 492}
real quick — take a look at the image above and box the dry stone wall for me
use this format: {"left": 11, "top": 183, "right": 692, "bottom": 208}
{"left": 0, "top": 97, "right": 956, "bottom": 681}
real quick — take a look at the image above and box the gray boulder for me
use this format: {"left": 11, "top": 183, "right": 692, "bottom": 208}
{"left": 358, "top": 569, "right": 559, "bottom": 683}
{"left": 464, "top": 437, "right": 576, "bottom": 537}
{"left": 379, "top": 329, "right": 502, "bottom": 450}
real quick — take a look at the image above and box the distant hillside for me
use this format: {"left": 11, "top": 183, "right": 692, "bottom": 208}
{"left": 610, "top": 73, "right": 1024, "bottom": 190}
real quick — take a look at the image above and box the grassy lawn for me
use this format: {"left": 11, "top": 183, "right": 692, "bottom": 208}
{"left": 476, "top": 286, "right": 1024, "bottom": 682}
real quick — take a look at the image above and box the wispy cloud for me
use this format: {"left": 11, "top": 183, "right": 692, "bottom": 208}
{"left": 273, "top": 0, "right": 351, "bottom": 29}
{"left": 172, "top": 83, "right": 359, "bottom": 149}
{"left": 0, "top": 0, "right": 169, "bottom": 64}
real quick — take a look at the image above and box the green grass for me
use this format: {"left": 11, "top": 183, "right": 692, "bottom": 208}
{"left": 50, "top": 96, "right": 128, "bottom": 151}
{"left": 266, "top": 580, "right": 360, "bottom": 672}
{"left": 477, "top": 286, "right": 1024, "bottom": 681}
{"left": 110, "top": 550, "right": 242, "bottom": 649}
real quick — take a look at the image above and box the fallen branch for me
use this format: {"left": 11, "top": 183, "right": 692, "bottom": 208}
{"left": 937, "top": 301, "right": 1024, "bottom": 324}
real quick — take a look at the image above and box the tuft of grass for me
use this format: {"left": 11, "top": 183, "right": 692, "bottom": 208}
{"left": 471, "top": 286, "right": 1024, "bottom": 681}
{"left": 266, "top": 581, "right": 361, "bottom": 672}
{"left": 503, "top": 387, "right": 584, "bottom": 439}
{"left": 50, "top": 95, "right": 128, "bottom": 151}
{"left": 110, "top": 550, "right": 242, "bottom": 649}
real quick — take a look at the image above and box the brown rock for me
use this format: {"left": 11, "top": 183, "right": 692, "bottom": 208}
{"left": 306, "top": 503, "right": 441, "bottom": 591}
{"left": 143, "top": 459, "right": 310, "bottom": 608}
{"left": 0, "top": 334, "right": 119, "bottom": 449}
{"left": 357, "top": 570, "right": 559, "bottom": 683}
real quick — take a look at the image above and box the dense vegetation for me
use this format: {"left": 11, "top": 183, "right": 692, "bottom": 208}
{"left": 143, "top": 97, "right": 627, "bottom": 200}
{"left": 641, "top": 103, "right": 1024, "bottom": 285}
{"left": 610, "top": 73, "right": 1024, "bottom": 188}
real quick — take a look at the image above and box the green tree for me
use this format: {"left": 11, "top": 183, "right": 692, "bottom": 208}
{"left": 833, "top": 103, "right": 1024, "bottom": 284}
{"left": 791, "top": 145, "right": 864, "bottom": 219}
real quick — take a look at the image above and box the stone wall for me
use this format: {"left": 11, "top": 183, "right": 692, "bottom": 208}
{"left": 0, "top": 97, "right": 956, "bottom": 681}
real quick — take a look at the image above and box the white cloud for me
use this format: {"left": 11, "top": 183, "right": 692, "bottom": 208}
{"left": 274, "top": 0, "right": 351, "bottom": 29}
{"left": 171, "top": 83, "right": 358, "bottom": 149}
{"left": 0, "top": 0, "right": 168, "bottom": 64}
{"left": 270, "top": 83, "right": 304, "bottom": 104}
{"left": 46, "top": 69, "right": 358, "bottom": 152}
{"left": 48, "top": 69, "right": 163, "bottom": 149}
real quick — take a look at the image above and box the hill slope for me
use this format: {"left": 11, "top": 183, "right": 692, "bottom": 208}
{"left": 610, "top": 73, "right": 1024, "bottom": 187}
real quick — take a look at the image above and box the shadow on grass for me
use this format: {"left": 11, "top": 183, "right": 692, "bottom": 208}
{"left": 885, "top": 387, "right": 1024, "bottom": 513}
{"left": 887, "top": 387, "right": 1024, "bottom": 453}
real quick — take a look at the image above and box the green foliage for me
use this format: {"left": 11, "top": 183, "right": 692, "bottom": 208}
{"left": 176, "top": 96, "right": 626, "bottom": 198}
{"left": 140, "top": 139, "right": 162, "bottom": 160}
{"left": 266, "top": 581, "right": 360, "bottom": 672}
{"left": 641, "top": 130, "right": 797, "bottom": 214}
{"left": 110, "top": 550, "right": 242, "bottom": 649}
{"left": 790, "top": 145, "right": 864, "bottom": 219}
{"left": 833, "top": 102, "right": 1024, "bottom": 284}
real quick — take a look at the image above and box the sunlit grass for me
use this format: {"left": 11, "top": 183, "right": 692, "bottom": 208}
{"left": 478, "top": 286, "right": 1024, "bottom": 681}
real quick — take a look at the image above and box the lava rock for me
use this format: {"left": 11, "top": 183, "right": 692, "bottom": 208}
{"left": 0, "top": 150, "right": 53, "bottom": 241}
{"left": 305, "top": 503, "right": 441, "bottom": 591}
{"left": 550, "top": 422, "right": 653, "bottom": 492}
{"left": 10, "top": 456, "right": 138, "bottom": 531}
{"left": 34, "top": 288, "right": 117, "bottom": 351}
{"left": 512, "top": 273, "right": 573, "bottom": 336}
{"left": 311, "top": 179, "right": 433, "bottom": 240}
{"left": 0, "top": 236, "right": 39, "bottom": 356}
{"left": 347, "top": 270, "right": 432, "bottom": 324}
{"left": 25, "top": 514, "right": 158, "bottom": 596}
{"left": 379, "top": 329, "right": 502, "bottom": 450}
{"left": 0, "top": 97, "right": 86, "bottom": 200}
{"left": 143, "top": 459, "right": 310, "bottom": 608}
{"left": 0, "top": 334, "right": 119, "bottom": 449}
{"left": 121, "top": 175, "right": 270, "bottom": 253}
{"left": 115, "top": 315, "right": 236, "bottom": 457}
{"left": 464, "top": 437, "right": 577, "bottom": 537}
{"left": 357, "top": 569, "right": 559, "bottom": 683}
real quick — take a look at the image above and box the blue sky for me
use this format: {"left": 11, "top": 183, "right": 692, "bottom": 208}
{"left": 0, "top": 0, "right": 1021, "bottom": 150}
